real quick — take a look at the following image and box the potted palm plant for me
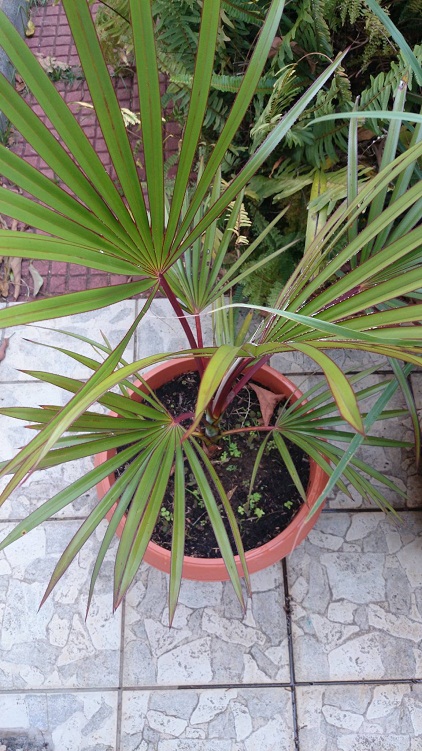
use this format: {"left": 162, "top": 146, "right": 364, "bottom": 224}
{"left": 0, "top": 0, "right": 421, "bottom": 623}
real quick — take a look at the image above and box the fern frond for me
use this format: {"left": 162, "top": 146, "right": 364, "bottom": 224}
{"left": 358, "top": 44, "right": 422, "bottom": 133}
{"left": 250, "top": 66, "right": 303, "bottom": 149}
{"left": 305, "top": 0, "right": 333, "bottom": 56}
{"left": 221, "top": 0, "right": 266, "bottom": 25}
{"left": 168, "top": 71, "right": 276, "bottom": 96}
{"left": 247, "top": 160, "right": 315, "bottom": 204}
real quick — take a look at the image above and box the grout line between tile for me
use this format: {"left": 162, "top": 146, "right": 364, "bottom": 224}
{"left": 1, "top": 378, "right": 90, "bottom": 386}
{"left": 0, "top": 687, "right": 120, "bottom": 696}
{"left": 276, "top": 369, "right": 395, "bottom": 376}
{"left": 1, "top": 517, "right": 103, "bottom": 524}
{"left": 115, "top": 597, "right": 126, "bottom": 751}
{"left": 133, "top": 297, "right": 139, "bottom": 362}
{"left": 282, "top": 558, "right": 300, "bottom": 751}
{"left": 1, "top": 380, "right": 43, "bottom": 385}
{"left": 322, "top": 506, "right": 422, "bottom": 514}
{"left": 125, "top": 682, "right": 293, "bottom": 691}
{"left": 295, "top": 678, "right": 422, "bottom": 687}
{"left": 0, "top": 677, "right": 420, "bottom": 698}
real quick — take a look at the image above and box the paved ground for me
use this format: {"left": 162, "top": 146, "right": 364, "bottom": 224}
{"left": 1, "top": 1, "right": 422, "bottom": 748}
{"left": 0, "top": 300, "right": 421, "bottom": 750}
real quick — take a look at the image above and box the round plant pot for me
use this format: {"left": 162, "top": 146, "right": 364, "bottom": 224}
{"left": 95, "top": 357, "right": 328, "bottom": 581}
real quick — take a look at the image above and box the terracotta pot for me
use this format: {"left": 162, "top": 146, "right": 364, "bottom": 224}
{"left": 95, "top": 357, "right": 328, "bottom": 581}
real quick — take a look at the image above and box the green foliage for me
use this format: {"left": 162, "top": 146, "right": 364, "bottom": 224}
{"left": 91, "top": 0, "right": 421, "bottom": 170}
{"left": 91, "top": 0, "right": 421, "bottom": 311}
{"left": 327, "top": 0, "right": 422, "bottom": 69}
{"left": 154, "top": 0, "right": 356, "bottom": 168}
{"left": 88, "top": 0, "right": 131, "bottom": 72}
{"left": 0, "top": 118, "right": 12, "bottom": 146}
{"left": 359, "top": 46, "right": 422, "bottom": 134}
{"left": 238, "top": 491, "right": 265, "bottom": 519}
{"left": 240, "top": 210, "right": 301, "bottom": 306}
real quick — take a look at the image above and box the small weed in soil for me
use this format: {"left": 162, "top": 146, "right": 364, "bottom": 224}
{"left": 116, "top": 372, "right": 310, "bottom": 558}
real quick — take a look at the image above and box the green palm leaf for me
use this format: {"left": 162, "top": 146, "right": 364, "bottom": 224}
{"left": 169, "top": 442, "right": 186, "bottom": 624}
{"left": 130, "top": 0, "right": 164, "bottom": 252}
{"left": 0, "top": 11, "right": 142, "bottom": 249}
{"left": 114, "top": 430, "right": 177, "bottom": 605}
{"left": 0, "top": 281, "right": 154, "bottom": 328}
{"left": 61, "top": 0, "right": 152, "bottom": 251}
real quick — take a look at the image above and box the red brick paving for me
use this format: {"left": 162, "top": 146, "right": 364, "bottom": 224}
{"left": 2, "top": 0, "right": 180, "bottom": 302}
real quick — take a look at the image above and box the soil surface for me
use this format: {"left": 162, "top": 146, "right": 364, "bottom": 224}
{"left": 146, "top": 372, "right": 310, "bottom": 558}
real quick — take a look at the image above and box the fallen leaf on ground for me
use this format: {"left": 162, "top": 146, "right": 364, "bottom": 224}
{"left": 15, "top": 73, "right": 26, "bottom": 94}
{"left": 25, "top": 20, "right": 35, "bottom": 37}
{"left": 0, "top": 255, "right": 9, "bottom": 297}
{"left": 0, "top": 338, "right": 9, "bottom": 362}
{"left": 358, "top": 128, "right": 376, "bottom": 142}
{"left": 35, "top": 53, "right": 71, "bottom": 75}
{"left": 9, "top": 255, "right": 22, "bottom": 300}
{"left": 249, "top": 383, "right": 286, "bottom": 426}
{"left": 29, "top": 261, "right": 44, "bottom": 296}
{"left": 0, "top": 210, "right": 28, "bottom": 300}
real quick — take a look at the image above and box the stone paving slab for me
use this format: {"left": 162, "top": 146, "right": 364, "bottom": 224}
{"left": 0, "top": 458, "right": 98, "bottom": 523}
{"left": 0, "top": 691, "right": 117, "bottom": 751}
{"left": 285, "top": 372, "right": 422, "bottom": 509}
{"left": 296, "top": 683, "right": 422, "bottom": 751}
{"left": 123, "top": 563, "right": 290, "bottom": 687}
{"left": 271, "top": 349, "right": 395, "bottom": 375}
{"left": 0, "top": 729, "right": 52, "bottom": 751}
{"left": 411, "top": 373, "right": 422, "bottom": 412}
{"left": 287, "top": 510, "right": 422, "bottom": 682}
{"left": 0, "top": 379, "right": 99, "bottom": 521}
{"left": 0, "top": 521, "right": 121, "bottom": 690}
{"left": 1, "top": 380, "right": 68, "bottom": 462}
{"left": 121, "top": 687, "right": 294, "bottom": 751}
{"left": 1, "top": 301, "right": 137, "bottom": 382}
{"left": 135, "top": 299, "right": 215, "bottom": 362}
{"left": 0, "top": 300, "right": 421, "bottom": 747}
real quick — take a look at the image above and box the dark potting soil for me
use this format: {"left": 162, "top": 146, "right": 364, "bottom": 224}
{"left": 144, "top": 372, "right": 310, "bottom": 558}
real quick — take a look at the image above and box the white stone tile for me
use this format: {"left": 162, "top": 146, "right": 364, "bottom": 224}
{"left": 0, "top": 381, "right": 68, "bottom": 462}
{"left": 123, "top": 562, "right": 290, "bottom": 686}
{"left": 1, "top": 301, "right": 137, "bottom": 381}
{"left": 0, "top": 358, "right": 128, "bottom": 526}
{"left": 296, "top": 683, "right": 422, "bottom": 751}
{"left": 0, "top": 460, "right": 98, "bottom": 521}
{"left": 282, "top": 372, "right": 421, "bottom": 509}
{"left": 0, "top": 520, "right": 121, "bottom": 689}
{"left": 410, "top": 374, "right": 422, "bottom": 508}
{"left": 271, "top": 349, "right": 392, "bottom": 376}
{"left": 0, "top": 691, "right": 117, "bottom": 751}
{"left": 288, "top": 510, "right": 422, "bottom": 681}
{"left": 135, "top": 299, "right": 214, "bottom": 362}
{"left": 411, "top": 374, "right": 422, "bottom": 410}
{"left": 120, "top": 688, "right": 294, "bottom": 751}
{"left": 0, "top": 380, "right": 101, "bottom": 520}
